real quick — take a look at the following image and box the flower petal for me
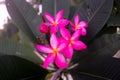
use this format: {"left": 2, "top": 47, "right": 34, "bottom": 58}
{"left": 58, "top": 37, "right": 66, "bottom": 44}
{"left": 45, "top": 12, "right": 54, "bottom": 23}
{"left": 74, "top": 14, "right": 79, "bottom": 25}
{"left": 64, "top": 46, "right": 73, "bottom": 59}
{"left": 50, "top": 26, "right": 58, "bottom": 33}
{"left": 43, "top": 54, "right": 55, "bottom": 68}
{"left": 59, "top": 19, "right": 69, "bottom": 27}
{"left": 58, "top": 43, "right": 67, "bottom": 52}
{"left": 78, "top": 21, "right": 88, "bottom": 28}
{"left": 36, "top": 45, "right": 52, "bottom": 53}
{"left": 70, "top": 21, "right": 75, "bottom": 27}
{"left": 39, "top": 24, "right": 49, "bottom": 33}
{"left": 81, "top": 28, "right": 87, "bottom": 36}
{"left": 72, "top": 40, "right": 87, "bottom": 50}
{"left": 56, "top": 10, "right": 63, "bottom": 22}
{"left": 55, "top": 53, "right": 67, "bottom": 68}
{"left": 72, "top": 30, "right": 81, "bottom": 40}
{"left": 44, "top": 22, "right": 52, "bottom": 26}
{"left": 50, "top": 33, "right": 58, "bottom": 49}
{"left": 60, "top": 28, "right": 71, "bottom": 39}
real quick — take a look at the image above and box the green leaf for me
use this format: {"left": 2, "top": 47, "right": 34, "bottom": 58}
{"left": 5, "top": 0, "right": 46, "bottom": 44}
{"left": 0, "top": 38, "right": 42, "bottom": 64}
{"left": 42, "top": 0, "right": 70, "bottom": 18}
{"left": 18, "top": 31, "right": 33, "bottom": 48}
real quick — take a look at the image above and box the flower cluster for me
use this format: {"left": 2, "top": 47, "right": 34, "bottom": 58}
{"left": 36, "top": 10, "right": 88, "bottom": 69}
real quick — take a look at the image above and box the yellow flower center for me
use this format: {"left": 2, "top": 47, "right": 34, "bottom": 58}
{"left": 69, "top": 38, "right": 74, "bottom": 46}
{"left": 53, "top": 21, "right": 58, "bottom": 26}
{"left": 53, "top": 48, "right": 59, "bottom": 55}
{"left": 75, "top": 24, "right": 80, "bottom": 29}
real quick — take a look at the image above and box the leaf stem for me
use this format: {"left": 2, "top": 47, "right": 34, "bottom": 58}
{"left": 50, "top": 69, "right": 64, "bottom": 80}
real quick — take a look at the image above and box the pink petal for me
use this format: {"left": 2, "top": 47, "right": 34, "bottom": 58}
{"left": 58, "top": 38, "right": 68, "bottom": 47}
{"left": 39, "top": 24, "right": 49, "bottom": 34}
{"left": 56, "top": 10, "right": 63, "bottom": 22}
{"left": 74, "top": 14, "right": 79, "bottom": 25}
{"left": 64, "top": 46, "right": 73, "bottom": 59}
{"left": 60, "top": 28, "right": 71, "bottom": 39}
{"left": 58, "top": 43, "right": 67, "bottom": 52}
{"left": 81, "top": 28, "right": 87, "bottom": 36}
{"left": 58, "top": 37, "right": 66, "bottom": 43}
{"left": 59, "top": 19, "right": 69, "bottom": 27}
{"left": 72, "top": 40, "right": 87, "bottom": 50}
{"left": 43, "top": 54, "right": 55, "bottom": 68}
{"left": 78, "top": 21, "right": 88, "bottom": 28}
{"left": 72, "top": 30, "right": 81, "bottom": 40}
{"left": 50, "top": 33, "right": 58, "bottom": 49}
{"left": 55, "top": 53, "right": 67, "bottom": 68}
{"left": 44, "top": 22, "right": 52, "bottom": 26}
{"left": 36, "top": 45, "right": 52, "bottom": 53}
{"left": 70, "top": 21, "right": 75, "bottom": 27}
{"left": 45, "top": 12, "right": 54, "bottom": 23}
{"left": 50, "top": 26, "right": 58, "bottom": 33}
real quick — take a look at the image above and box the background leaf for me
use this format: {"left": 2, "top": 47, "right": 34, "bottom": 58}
{"left": 42, "top": 0, "right": 70, "bottom": 18}
{"left": 70, "top": 34, "right": 120, "bottom": 79}
{"left": 18, "top": 31, "right": 33, "bottom": 48}
{"left": 70, "top": 56, "right": 120, "bottom": 80}
{"left": 72, "top": 33, "right": 120, "bottom": 63}
{"left": 0, "top": 55, "right": 48, "bottom": 80}
{"left": 5, "top": 0, "right": 46, "bottom": 44}
{"left": 0, "top": 38, "right": 42, "bottom": 64}
{"left": 73, "top": 0, "right": 113, "bottom": 43}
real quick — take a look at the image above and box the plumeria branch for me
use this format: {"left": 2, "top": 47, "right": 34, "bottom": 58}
{"left": 50, "top": 69, "right": 64, "bottom": 80}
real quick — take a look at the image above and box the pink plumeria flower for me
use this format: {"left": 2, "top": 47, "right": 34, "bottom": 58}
{"left": 36, "top": 33, "right": 68, "bottom": 68}
{"left": 60, "top": 28, "right": 87, "bottom": 59}
{"left": 44, "top": 10, "right": 69, "bottom": 33}
{"left": 70, "top": 14, "right": 88, "bottom": 36}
